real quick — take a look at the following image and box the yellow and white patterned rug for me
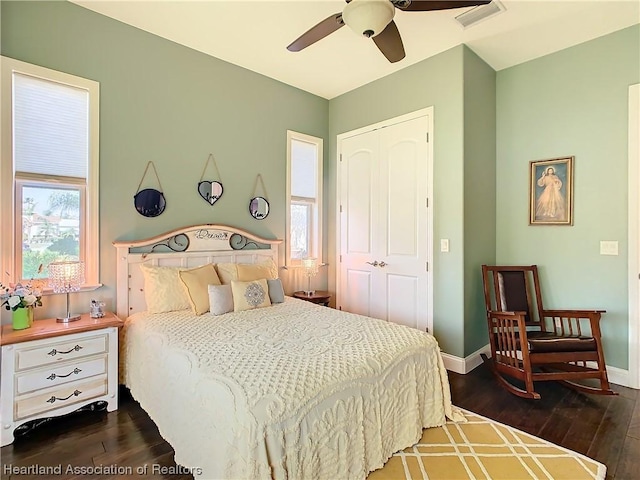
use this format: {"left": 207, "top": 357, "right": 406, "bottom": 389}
{"left": 368, "top": 409, "right": 605, "bottom": 480}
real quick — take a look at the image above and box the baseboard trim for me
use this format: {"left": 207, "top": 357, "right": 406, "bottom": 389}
{"left": 442, "top": 347, "right": 635, "bottom": 388}
{"left": 594, "top": 363, "right": 634, "bottom": 389}
{"left": 442, "top": 344, "right": 491, "bottom": 374}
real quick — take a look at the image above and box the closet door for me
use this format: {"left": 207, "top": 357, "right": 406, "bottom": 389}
{"left": 378, "top": 117, "right": 429, "bottom": 329}
{"left": 339, "top": 128, "right": 380, "bottom": 318}
{"left": 339, "top": 115, "right": 430, "bottom": 330}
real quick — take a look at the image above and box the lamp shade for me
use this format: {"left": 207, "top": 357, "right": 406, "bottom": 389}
{"left": 48, "top": 261, "right": 85, "bottom": 293}
{"left": 342, "top": 0, "right": 395, "bottom": 38}
{"left": 302, "top": 257, "right": 318, "bottom": 277}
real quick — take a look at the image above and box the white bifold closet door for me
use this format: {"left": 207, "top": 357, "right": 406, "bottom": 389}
{"left": 339, "top": 115, "right": 430, "bottom": 331}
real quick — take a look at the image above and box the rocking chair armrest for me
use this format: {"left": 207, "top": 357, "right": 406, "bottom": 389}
{"left": 487, "top": 310, "right": 528, "bottom": 320}
{"left": 541, "top": 309, "right": 605, "bottom": 316}
{"left": 487, "top": 310, "right": 529, "bottom": 333}
{"left": 541, "top": 309, "right": 605, "bottom": 323}
{"left": 540, "top": 309, "right": 605, "bottom": 336}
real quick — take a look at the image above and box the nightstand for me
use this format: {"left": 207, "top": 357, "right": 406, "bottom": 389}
{"left": 0, "top": 312, "right": 124, "bottom": 446}
{"left": 293, "top": 290, "right": 332, "bottom": 307}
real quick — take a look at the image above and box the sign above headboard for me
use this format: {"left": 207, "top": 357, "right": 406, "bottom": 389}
{"left": 113, "top": 224, "right": 281, "bottom": 255}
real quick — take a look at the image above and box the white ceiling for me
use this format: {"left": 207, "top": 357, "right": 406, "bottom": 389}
{"left": 71, "top": 0, "right": 640, "bottom": 99}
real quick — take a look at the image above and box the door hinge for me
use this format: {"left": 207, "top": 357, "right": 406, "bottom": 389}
{"left": 426, "top": 132, "right": 429, "bottom": 143}
{"left": 425, "top": 198, "right": 429, "bottom": 208}
{"left": 426, "top": 261, "right": 429, "bottom": 272}
{"left": 340, "top": 255, "right": 342, "bottom": 263}
{"left": 339, "top": 306, "right": 342, "bottom": 310}
{"left": 340, "top": 154, "right": 343, "bottom": 162}
{"left": 340, "top": 205, "right": 343, "bottom": 213}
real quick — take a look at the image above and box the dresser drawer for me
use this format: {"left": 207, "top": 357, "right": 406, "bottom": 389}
{"left": 15, "top": 375, "right": 108, "bottom": 420}
{"left": 16, "top": 334, "right": 108, "bottom": 370}
{"left": 16, "top": 356, "right": 108, "bottom": 395}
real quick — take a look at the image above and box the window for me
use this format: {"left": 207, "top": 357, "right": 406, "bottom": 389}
{"left": 286, "top": 131, "right": 323, "bottom": 265}
{"left": 1, "top": 57, "right": 99, "bottom": 286}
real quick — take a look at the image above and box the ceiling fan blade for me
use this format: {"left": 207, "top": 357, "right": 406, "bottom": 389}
{"left": 372, "top": 20, "right": 405, "bottom": 63}
{"left": 287, "top": 13, "right": 345, "bottom": 52}
{"left": 398, "top": 0, "right": 491, "bottom": 12}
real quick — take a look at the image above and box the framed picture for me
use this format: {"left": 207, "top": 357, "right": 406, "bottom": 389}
{"left": 529, "top": 156, "right": 574, "bottom": 225}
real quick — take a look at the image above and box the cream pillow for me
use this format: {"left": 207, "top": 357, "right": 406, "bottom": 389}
{"left": 215, "top": 263, "right": 239, "bottom": 285}
{"left": 139, "top": 264, "right": 190, "bottom": 313}
{"left": 231, "top": 279, "right": 271, "bottom": 312}
{"left": 237, "top": 258, "right": 279, "bottom": 282}
{"left": 208, "top": 284, "right": 234, "bottom": 316}
{"left": 179, "top": 264, "right": 221, "bottom": 315}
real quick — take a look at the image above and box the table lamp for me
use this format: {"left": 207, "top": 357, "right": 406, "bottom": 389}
{"left": 48, "top": 260, "right": 85, "bottom": 323}
{"left": 302, "top": 257, "right": 318, "bottom": 296}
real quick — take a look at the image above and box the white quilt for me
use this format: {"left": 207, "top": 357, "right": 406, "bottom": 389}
{"left": 121, "top": 297, "right": 460, "bottom": 480}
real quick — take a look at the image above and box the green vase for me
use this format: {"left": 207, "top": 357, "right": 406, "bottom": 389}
{"left": 12, "top": 307, "right": 34, "bottom": 330}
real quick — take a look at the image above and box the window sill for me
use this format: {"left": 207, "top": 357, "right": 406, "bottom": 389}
{"left": 282, "top": 264, "right": 328, "bottom": 270}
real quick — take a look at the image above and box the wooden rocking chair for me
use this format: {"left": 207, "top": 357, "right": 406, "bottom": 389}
{"left": 481, "top": 265, "right": 617, "bottom": 399}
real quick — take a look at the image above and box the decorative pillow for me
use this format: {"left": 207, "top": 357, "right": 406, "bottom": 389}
{"left": 139, "top": 264, "right": 190, "bottom": 313}
{"left": 237, "top": 258, "right": 279, "bottom": 282}
{"left": 267, "top": 278, "right": 285, "bottom": 304}
{"left": 208, "top": 284, "right": 234, "bottom": 316}
{"left": 231, "top": 279, "right": 271, "bottom": 312}
{"left": 179, "top": 264, "right": 221, "bottom": 315}
{"left": 215, "top": 263, "right": 239, "bottom": 285}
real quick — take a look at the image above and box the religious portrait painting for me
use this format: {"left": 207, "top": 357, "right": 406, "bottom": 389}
{"left": 529, "top": 156, "right": 574, "bottom": 225}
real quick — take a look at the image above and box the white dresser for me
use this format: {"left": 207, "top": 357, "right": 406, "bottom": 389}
{"left": 0, "top": 313, "right": 123, "bottom": 446}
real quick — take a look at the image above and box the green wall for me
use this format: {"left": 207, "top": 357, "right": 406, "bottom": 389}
{"left": 1, "top": 0, "right": 328, "bottom": 318}
{"left": 496, "top": 25, "right": 640, "bottom": 369}
{"left": 463, "top": 47, "right": 496, "bottom": 356}
{"left": 328, "top": 46, "right": 468, "bottom": 357}
{"left": 2, "top": 1, "right": 637, "bottom": 369}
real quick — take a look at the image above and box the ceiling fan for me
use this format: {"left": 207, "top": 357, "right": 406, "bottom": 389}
{"left": 287, "top": 0, "right": 492, "bottom": 63}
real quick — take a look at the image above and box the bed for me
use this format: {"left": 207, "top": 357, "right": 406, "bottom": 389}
{"left": 114, "top": 224, "right": 461, "bottom": 480}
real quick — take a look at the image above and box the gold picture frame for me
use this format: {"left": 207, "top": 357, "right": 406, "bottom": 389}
{"left": 529, "top": 156, "right": 574, "bottom": 225}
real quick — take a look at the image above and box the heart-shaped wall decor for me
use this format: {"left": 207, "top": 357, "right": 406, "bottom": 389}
{"left": 198, "top": 181, "right": 224, "bottom": 205}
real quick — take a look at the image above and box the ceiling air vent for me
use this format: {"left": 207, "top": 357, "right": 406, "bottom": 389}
{"left": 455, "top": 0, "right": 505, "bottom": 28}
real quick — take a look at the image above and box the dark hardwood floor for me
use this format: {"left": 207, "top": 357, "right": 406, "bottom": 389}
{"left": 1, "top": 364, "right": 638, "bottom": 479}
{"left": 449, "top": 364, "right": 639, "bottom": 480}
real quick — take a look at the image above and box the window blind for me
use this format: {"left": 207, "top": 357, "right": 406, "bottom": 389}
{"left": 14, "top": 72, "right": 89, "bottom": 178}
{"left": 291, "top": 139, "right": 318, "bottom": 198}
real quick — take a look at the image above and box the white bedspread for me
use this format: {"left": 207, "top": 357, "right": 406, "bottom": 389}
{"left": 121, "top": 297, "right": 460, "bottom": 480}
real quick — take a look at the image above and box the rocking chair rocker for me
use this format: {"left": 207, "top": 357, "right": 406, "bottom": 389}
{"left": 481, "top": 265, "right": 617, "bottom": 399}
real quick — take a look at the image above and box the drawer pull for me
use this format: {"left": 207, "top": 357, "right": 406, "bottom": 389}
{"left": 46, "top": 390, "right": 82, "bottom": 404}
{"left": 47, "top": 345, "right": 83, "bottom": 356}
{"left": 46, "top": 368, "right": 82, "bottom": 381}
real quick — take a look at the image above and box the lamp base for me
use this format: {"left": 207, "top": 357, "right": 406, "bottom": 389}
{"left": 56, "top": 314, "right": 82, "bottom": 323}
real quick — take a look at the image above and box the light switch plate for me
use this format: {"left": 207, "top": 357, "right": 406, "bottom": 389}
{"left": 600, "top": 241, "right": 619, "bottom": 255}
{"left": 440, "top": 239, "right": 450, "bottom": 253}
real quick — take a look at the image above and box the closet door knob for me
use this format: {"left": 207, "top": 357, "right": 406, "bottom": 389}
{"left": 378, "top": 261, "right": 387, "bottom": 268}
{"left": 366, "top": 261, "right": 379, "bottom": 267}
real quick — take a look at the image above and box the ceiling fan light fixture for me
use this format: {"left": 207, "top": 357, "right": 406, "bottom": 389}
{"left": 342, "top": 0, "right": 395, "bottom": 38}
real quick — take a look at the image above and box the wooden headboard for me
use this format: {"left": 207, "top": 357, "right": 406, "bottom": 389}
{"left": 113, "top": 224, "right": 282, "bottom": 319}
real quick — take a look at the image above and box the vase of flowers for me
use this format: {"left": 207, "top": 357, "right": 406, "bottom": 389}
{"left": 1, "top": 281, "right": 43, "bottom": 330}
{"left": 11, "top": 306, "right": 34, "bottom": 330}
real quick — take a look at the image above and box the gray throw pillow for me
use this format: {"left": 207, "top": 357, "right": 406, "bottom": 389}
{"left": 207, "top": 284, "right": 233, "bottom": 315}
{"left": 267, "top": 278, "right": 285, "bottom": 304}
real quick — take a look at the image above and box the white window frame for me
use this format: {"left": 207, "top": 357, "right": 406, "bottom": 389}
{"left": 286, "top": 130, "right": 323, "bottom": 266}
{"left": 1, "top": 56, "right": 100, "bottom": 288}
